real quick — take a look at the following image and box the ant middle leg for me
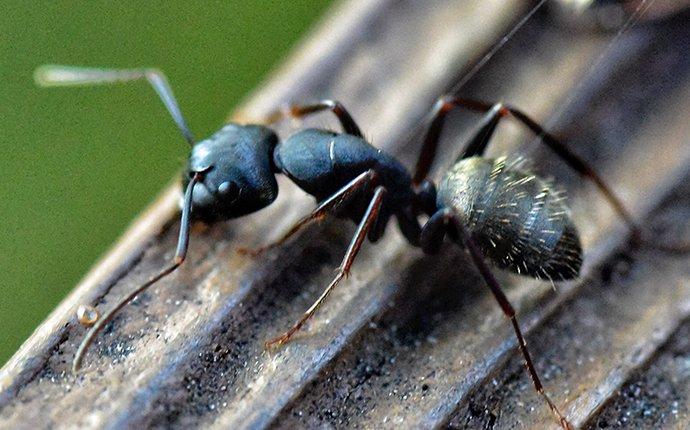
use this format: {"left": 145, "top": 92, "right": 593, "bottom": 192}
{"left": 238, "top": 169, "right": 379, "bottom": 257}
{"left": 258, "top": 99, "right": 363, "bottom": 138}
{"left": 412, "top": 97, "right": 629, "bottom": 219}
{"left": 420, "top": 208, "right": 572, "bottom": 430}
{"left": 266, "top": 185, "right": 387, "bottom": 347}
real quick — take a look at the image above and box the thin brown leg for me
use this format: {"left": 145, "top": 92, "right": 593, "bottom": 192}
{"left": 413, "top": 96, "right": 629, "bottom": 222}
{"left": 441, "top": 210, "right": 572, "bottom": 430}
{"left": 504, "top": 107, "right": 690, "bottom": 253}
{"left": 72, "top": 170, "right": 205, "bottom": 373}
{"left": 502, "top": 104, "right": 640, "bottom": 236}
{"left": 261, "top": 99, "right": 363, "bottom": 137}
{"left": 238, "top": 169, "right": 378, "bottom": 257}
{"left": 266, "top": 186, "right": 387, "bottom": 348}
{"left": 412, "top": 97, "right": 491, "bottom": 185}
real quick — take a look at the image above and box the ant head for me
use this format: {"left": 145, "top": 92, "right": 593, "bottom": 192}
{"left": 186, "top": 123, "right": 279, "bottom": 221}
{"left": 34, "top": 66, "right": 282, "bottom": 221}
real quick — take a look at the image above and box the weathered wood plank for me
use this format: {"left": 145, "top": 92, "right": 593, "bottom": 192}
{"left": 2, "top": 2, "right": 689, "bottom": 429}
{"left": 585, "top": 317, "right": 690, "bottom": 430}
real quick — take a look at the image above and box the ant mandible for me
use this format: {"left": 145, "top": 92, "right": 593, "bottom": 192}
{"left": 36, "top": 65, "right": 686, "bottom": 430}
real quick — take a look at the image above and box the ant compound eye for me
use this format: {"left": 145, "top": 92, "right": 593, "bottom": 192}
{"left": 76, "top": 304, "right": 100, "bottom": 327}
{"left": 218, "top": 181, "right": 239, "bottom": 199}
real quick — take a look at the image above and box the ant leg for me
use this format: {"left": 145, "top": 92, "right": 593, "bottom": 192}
{"left": 238, "top": 169, "right": 378, "bottom": 257}
{"left": 500, "top": 105, "right": 690, "bottom": 252}
{"left": 72, "top": 171, "right": 204, "bottom": 373}
{"left": 263, "top": 99, "right": 363, "bottom": 138}
{"left": 35, "top": 65, "right": 195, "bottom": 146}
{"left": 396, "top": 207, "right": 422, "bottom": 247}
{"left": 413, "top": 96, "right": 686, "bottom": 251}
{"left": 413, "top": 97, "right": 496, "bottom": 185}
{"left": 431, "top": 209, "right": 572, "bottom": 430}
{"left": 419, "top": 209, "right": 452, "bottom": 254}
{"left": 266, "top": 186, "right": 387, "bottom": 347}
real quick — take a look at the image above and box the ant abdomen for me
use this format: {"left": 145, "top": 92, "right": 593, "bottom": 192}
{"left": 438, "top": 156, "right": 583, "bottom": 280}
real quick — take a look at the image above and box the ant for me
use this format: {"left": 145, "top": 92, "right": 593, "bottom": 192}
{"left": 35, "top": 65, "right": 426, "bottom": 373}
{"left": 36, "top": 65, "right": 687, "bottom": 429}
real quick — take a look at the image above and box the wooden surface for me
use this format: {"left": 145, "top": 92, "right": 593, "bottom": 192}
{"left": 2, "top": 2, "right": 690, "bottom": 429}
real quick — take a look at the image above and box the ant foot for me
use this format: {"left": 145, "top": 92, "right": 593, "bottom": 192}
{"left": 265, "top": 331, "right": 294, "bottom": 349}
{"left": 265, "top": 318, "right": 309, "bottom": 349}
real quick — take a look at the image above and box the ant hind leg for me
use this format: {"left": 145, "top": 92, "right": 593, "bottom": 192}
{"left": 413, "top": 95, "right": 690, "bottom": 254}
{"left": 419, "top": 207, "right": 572, "bottom": 429}
{"left": 446, "top": 212, "right": 572, "bottom": 430}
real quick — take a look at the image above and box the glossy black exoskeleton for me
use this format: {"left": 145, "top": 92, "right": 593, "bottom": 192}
{"left": 273, "top": 128, "right": 422, "bottom": 242}
{"left": 36, "top": 66, "right": 687, "bottom": 430}
{"left": 184, "top": 123, "right": 279, "bottom": 220}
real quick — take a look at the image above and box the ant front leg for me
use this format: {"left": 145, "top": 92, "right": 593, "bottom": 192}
{"left": 420, "top": 208, "right": 572, "bottom": 430}
{"left": 266, "top": 185, "right": 387, "bottom": 348}
{"left": 239, "top": 169, "right": 378, "bottom": 257}
{"left": 261, "top": 99, "right": 363, "bottom": 138}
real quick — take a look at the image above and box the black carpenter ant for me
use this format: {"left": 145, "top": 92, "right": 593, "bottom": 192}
{"left": 34, "top": 65, "right": 429, "bottom": 372}
{"left": 36, "top": 65, "right": 686, "bottom": 429}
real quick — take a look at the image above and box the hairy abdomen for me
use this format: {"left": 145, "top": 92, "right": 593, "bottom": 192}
{"left": 437, "top": 157, "right": 582, "bottom": 280}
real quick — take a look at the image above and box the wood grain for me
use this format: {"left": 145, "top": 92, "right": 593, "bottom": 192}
{"left": 1, "top": 2, "right": 689, "bottom": 429}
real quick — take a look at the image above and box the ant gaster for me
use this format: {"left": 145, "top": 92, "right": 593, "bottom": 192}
{"left": 36, "top": 65, "right": 687, "bottom": 430}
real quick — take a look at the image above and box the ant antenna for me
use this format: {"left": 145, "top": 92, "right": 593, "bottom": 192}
{"left": 34, "top": 65, "right": 195, "bottom": 146}
{"left": 72, "top": 170, "right": 205, "bottom": 373}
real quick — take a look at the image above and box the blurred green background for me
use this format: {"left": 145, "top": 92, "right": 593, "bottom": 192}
{"left": 0, "top": 1, "right": 334, "bottom": 366}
